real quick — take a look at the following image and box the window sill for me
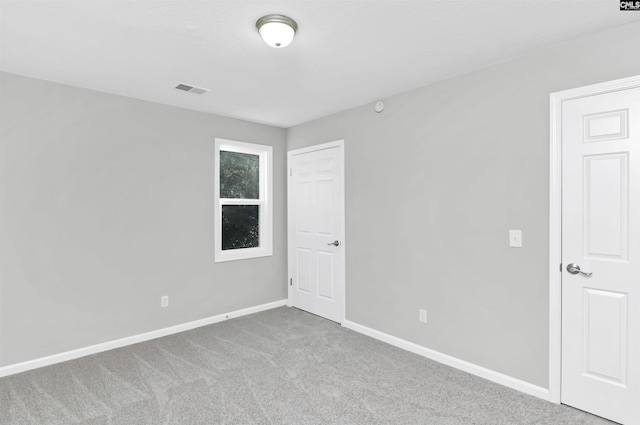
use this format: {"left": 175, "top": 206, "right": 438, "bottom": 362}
{"left": 214, "top": 246, "right": 273, "bottom": 263}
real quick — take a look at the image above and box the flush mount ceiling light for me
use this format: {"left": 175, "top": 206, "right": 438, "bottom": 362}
{"left": 256, "top": 14, "right": 298, "bottom": 48}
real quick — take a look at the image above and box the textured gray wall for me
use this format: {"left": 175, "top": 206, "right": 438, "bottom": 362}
{"left": 0, "top": 72, "right": 287, "bottom": 366}
{"left": 287, "top": 22, "right": 640, "bottom": 388}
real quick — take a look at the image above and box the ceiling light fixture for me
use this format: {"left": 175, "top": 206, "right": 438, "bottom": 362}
{"left": 256, "top": 14, "right": 298, "bottom": 48}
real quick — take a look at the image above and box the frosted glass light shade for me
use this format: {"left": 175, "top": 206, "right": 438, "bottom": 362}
{"left": 256, "top": 15, "right": 298, "bottom": 48}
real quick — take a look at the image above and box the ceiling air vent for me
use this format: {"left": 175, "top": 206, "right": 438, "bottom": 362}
{"left": 175, "top": 83, "right": 209, "bottom": 95}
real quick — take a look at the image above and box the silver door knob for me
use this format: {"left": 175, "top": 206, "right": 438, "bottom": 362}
{"left": 566, "top": 263, "right": 592, "bottom": 277}
{"left": 327, "top": 240, "right": 340, "bottom": 246}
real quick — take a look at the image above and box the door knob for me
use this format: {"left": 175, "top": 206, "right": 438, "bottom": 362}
{"left": 327, "top": 240, "right": 340, "bottom": 246}
{"left": 566, "top": 263, "right": 592, "bottom": 277}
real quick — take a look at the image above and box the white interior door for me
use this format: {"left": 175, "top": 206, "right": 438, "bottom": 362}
{"left": 561, "top": 86, "right": 640, "bottom": 424}
{"left": 288, "top": 141, "right": 344, "bottom": 323}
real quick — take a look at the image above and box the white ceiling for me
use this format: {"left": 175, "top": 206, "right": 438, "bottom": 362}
{"left": 1, "top": 1, "right": 638, "bottom": 128}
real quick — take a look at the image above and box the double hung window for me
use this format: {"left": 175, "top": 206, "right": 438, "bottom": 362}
{"left": 214, "top": 138, "right": 272, "bottom": 262}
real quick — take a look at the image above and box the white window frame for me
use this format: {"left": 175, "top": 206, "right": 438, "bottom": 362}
{"left": 214, "top": 138, "right": 273, "bottom": 262}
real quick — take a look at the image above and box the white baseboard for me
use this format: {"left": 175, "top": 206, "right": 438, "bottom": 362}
{"left": 342, "top": 320, "right": 550, "bottom": 401}
{"left": 0, "top": 299, "right": 288, "bottom": 378}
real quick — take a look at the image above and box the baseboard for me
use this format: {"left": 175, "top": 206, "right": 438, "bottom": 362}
{"left": 0, "top": 299, "right": 288, "bottom": 378}
{"left": 342, "top": 320, "right": 550, "bottom": 401}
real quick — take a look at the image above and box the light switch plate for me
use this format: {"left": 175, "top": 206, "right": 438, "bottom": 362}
{"left": 509, "top": 230, "right": 522, "bottom": 248}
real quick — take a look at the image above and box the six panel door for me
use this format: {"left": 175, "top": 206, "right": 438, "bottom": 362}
{"left": 290, "top": 145, "right": 344, "bottom": 323}
{"left": 561, "top": 87, "right": 640, "bottom": 424}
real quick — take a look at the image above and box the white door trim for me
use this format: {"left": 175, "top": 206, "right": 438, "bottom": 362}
{"left": 548, "top": 74, "right": 640, "bottom": 404}
{"left": 287, "top": 140, "right": 346, "bottom": 322}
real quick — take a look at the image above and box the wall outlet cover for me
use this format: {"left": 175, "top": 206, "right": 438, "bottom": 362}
{"left": 509, "top": 230, "right": 522, "bottom": 248}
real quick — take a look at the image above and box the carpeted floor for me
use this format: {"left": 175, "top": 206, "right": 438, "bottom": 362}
{"left": 0, "top": 306, "right": 614, "bottom": 425}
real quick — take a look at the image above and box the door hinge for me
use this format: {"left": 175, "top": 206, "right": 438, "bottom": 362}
{"left": 290, "top": 168, "right": 292, "bottom": 177}
{"left": 289, "top": 278, "right": 293, "bottom": 286}
{"left": 559, "top": 263, "right": 562, "bottom": 272}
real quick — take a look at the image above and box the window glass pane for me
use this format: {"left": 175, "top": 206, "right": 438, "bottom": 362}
{"left": 220, "top": 151, "right": 259, "bottom": 199}
{"left": 222, "top": 205, "right": 259, "bottom": 250}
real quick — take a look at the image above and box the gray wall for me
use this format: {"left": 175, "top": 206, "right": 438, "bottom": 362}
{"left": 287, "top": 22, "right": 640, "bottom": 388}
{"left": 0, "top": 72, "right": 287, "bottom": 366}
{"left": 1, "top": 21, "right": 639, "bottom": 385}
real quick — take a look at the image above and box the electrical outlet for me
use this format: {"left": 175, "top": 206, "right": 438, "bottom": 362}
{"left": 419, "top": 309, "right": 427, "bottom": 324}
{"left": 509, "top": 230, "right": 522, "bottom": 248}
{"left": 161, "top": 295, "right": 169, "bottom": 308}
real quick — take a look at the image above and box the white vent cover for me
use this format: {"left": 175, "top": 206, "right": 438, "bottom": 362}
{"left": 175, "top": 83, "right": 209, "bottom": 95}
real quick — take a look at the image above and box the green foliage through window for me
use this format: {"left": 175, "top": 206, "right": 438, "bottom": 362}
{"left": 222, "top": 205, "right": 260, "bottom": 250}
{"left": 215, "top": 139, "right": 271, "bottom": 262}
{"left": 220, "top": 151, "right": 259, "bottom": 199}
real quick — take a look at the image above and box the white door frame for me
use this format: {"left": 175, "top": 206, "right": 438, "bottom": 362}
{"left": 548, "top": 74, "right": 640, "bottom": 404}
{"left": 287, "top": 139, "right": 346, "bottom": 322}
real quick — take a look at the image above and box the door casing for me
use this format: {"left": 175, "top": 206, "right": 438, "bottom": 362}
{"left": 287, "top": 140, "right": 346, "bottom": 322}
{"left": 548, "top": 74, "right": 640, "bottom": 404}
